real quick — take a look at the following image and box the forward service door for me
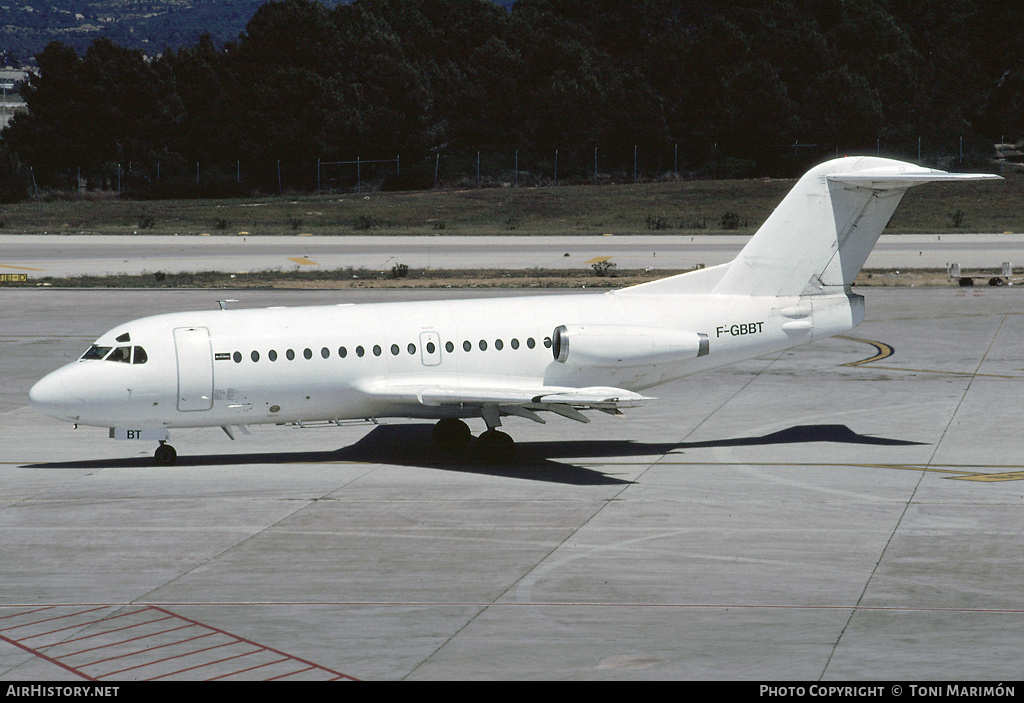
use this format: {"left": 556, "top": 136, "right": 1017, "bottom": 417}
{"left": 174, "top": 327, "right": 214, "bottom": 411}
{"left": 419, "top": 331, "right": 442, "bottom": 366}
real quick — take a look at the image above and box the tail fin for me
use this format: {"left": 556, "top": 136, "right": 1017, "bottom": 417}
{"left": 711, "top": 157, "right": 1000, "bottom": 297}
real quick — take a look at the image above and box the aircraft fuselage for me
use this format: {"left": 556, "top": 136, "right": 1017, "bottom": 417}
{"left": 29, "top": 289, "right": 861, "bottom": 430}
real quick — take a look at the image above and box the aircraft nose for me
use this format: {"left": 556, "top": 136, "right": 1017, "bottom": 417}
{"left": 29, "top": 368, "right": 80, "bottom": 422}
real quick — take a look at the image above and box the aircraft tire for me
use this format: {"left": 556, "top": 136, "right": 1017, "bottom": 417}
{"left": 475, "top": 429, "right": 515, "bottom": 464}
{"left": 433, "top": 418, "right": 472, "bottom": 450}
{"left": 154, "top": 443, "right": 177, "bottom": 466}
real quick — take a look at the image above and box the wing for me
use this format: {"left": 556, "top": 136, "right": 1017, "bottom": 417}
{"left": 354, "top": 378, "right": 653, "bottom": 424}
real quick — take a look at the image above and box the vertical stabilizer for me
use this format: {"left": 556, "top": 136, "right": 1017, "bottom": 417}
{"left": 711, "top": 157, "right": 1000, "bottom": 297}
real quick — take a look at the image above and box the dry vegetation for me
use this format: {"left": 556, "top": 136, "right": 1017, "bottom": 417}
{"left": 3, "top": 172, "right": 1021, "bottom": 238}
{"left": 5, "top": 176, "right": 1021, "bottom": 289}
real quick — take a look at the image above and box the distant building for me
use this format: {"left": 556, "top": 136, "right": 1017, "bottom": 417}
{"left": 0, "top": 68, "right": 29, "bottom": 131}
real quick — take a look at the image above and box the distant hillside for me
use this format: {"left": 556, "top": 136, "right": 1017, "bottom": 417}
{"left": 1, "top": 0, "right": 515, "bottom": 63}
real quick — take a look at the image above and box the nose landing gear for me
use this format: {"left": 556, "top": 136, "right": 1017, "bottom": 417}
{"left": 154, "top": 441, "right": 177, "bottom": 465}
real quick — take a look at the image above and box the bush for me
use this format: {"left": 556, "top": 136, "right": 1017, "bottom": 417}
{"left": 720, "top": 211, "right": 742, "bottom": 229}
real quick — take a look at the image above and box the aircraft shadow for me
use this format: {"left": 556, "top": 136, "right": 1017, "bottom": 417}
{"left": 23, "top": 423, "right": 923, "bottom": 485}
{"left": 674, "top": 424, "right": 926, "bottom": 449}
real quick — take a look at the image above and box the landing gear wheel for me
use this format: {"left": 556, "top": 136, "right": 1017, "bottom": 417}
{"left": 433, "top": 418, "right": 472, "bottom": 450}
{"left": 154, "top": 443, "right": 177, "bottom": 466}
{"left": 475, "top": 429, "right": 515, "bottom": 464}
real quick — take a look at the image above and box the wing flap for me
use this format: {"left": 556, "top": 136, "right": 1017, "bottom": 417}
{"left": 355, "top": 379, "right": 652, "bottom": 411}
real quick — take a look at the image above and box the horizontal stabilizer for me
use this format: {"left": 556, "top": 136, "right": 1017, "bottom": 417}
{"left": 827, "top": 170, "right": 1001, "bottom": 189}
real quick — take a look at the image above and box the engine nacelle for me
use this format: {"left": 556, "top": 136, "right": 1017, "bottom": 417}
{"left": 552, "top": 324, "right": 709, "bottom": 367}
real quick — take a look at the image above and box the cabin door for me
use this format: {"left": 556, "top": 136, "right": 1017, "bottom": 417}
{"left": 174, "top": 327, "right": 214, "bottom": 411}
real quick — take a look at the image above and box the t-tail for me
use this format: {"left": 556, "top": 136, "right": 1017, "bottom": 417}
{"left": 714, "top": 156, "right": 1000, "bottom": 297}
{"left": 626, "top": 156, "right": 1000, "bottom": 300}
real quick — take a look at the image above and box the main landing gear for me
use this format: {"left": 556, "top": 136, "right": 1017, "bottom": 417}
{"left": 154, "top": 441, "right": 177, "bottom": 466}
{"left": 433, "top": 418, "right": 515, "bottom": 463}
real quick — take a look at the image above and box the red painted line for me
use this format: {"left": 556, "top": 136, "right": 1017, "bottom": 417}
{"left": 0, "top": 606, "right": 111, "bottom": 634}
{"left": 206, "top": 656, "right": 290, "bottom": 681}
{"left": 71, "top": 623, "right": 203, "bottom": 661}
{"left": 0, "top": 632, "right": 94, "bottom": 681}
{"left": 78, "top": 630, "right": 217, "bottom": 668}
{"left": 95, "top": 640, "right": 243, "bottom": 679}
{"left": 146, "top": 606, "right": 357, "bottom": 681}
{"left": 267, "top": 665, "right": 316, "bottom": 681}
{"left": 43, "top": 614, "right": 175, "bottom": 646}
{"left": 0, "top": 605, "right": 357, "bottom": 681}
{"left": 0, "top": 606, "right": 53, "bottom": 622}
{"left": 145, "top": 647, "right": 265, "bottom": 681}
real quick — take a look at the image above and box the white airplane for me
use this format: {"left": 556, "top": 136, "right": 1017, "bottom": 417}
{"left": 29, "top": 157, "right": 999, "bottom": 465}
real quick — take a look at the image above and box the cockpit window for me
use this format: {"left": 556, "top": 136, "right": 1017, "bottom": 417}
{"left": 80, "top": 344, "right": 148, "bottom": 363}
{"left": 107, "top": 346, "right": 132, "bottom": 363}
{"left": 81, "top": 345, "right": 111, "bottom": 360}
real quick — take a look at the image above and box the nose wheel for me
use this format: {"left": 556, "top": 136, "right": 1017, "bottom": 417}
{"left": 154, "top": 442, "right": 177, "bottom": 465}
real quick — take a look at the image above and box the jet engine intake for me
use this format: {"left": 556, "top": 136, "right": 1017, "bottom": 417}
{"left": 552, "top": 324, "right": 708, "bottom": 367}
